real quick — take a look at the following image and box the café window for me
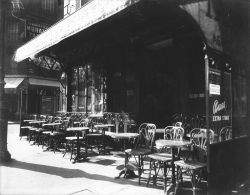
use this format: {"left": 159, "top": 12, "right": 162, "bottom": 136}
{"left": 6, "top": 22, "right": 19, "bottom": 43}
{"left": 233, "top": 72, "right": 248, "bottom": 138}
{"left": 41, "top": 0, "right": 55, "bottom": 17}
{"left": 72, "top": 65, "right": 107, "bottom": 114}
{"left": 209, "top": 67, "right": 232, "bottom": 143}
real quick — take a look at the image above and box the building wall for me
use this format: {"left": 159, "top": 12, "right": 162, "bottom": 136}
{"left": 4, "top": 0, "right": 64, "bottom": 120}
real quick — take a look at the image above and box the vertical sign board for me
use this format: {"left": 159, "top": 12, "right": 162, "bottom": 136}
{"left": 209, "top": 69, "right": 232, "bottom": 135}
{"left": 25, "top": 20, "right": 50, "bottom": 40}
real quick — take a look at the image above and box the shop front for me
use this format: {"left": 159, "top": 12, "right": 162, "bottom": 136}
{"left": 14, "top": 0, "right": 250, "bottom": 194}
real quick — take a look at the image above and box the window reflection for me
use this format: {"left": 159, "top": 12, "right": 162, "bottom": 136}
{"left": 233, "top": 74, "right": 247, "bottom": 138}
{"left": 71, "top": 65, "right": 106, "bottom": 114}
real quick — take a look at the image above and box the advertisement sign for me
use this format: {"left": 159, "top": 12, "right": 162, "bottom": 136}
{"left": 25, "top": 20, "right": 50, "bottom": 39}
{"left": 209, "top": 69, "right": 231, "bottom": 134}
{"left": 209, "top": 70, "right": 221, "bottom": 95}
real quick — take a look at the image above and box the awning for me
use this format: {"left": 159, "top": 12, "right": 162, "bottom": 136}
{"left": 4, "top": 78, "right": 24, "bottom": 88}
{"left": 29, "top": 78, "right": 60, "bottom": 87}
{"left": 14, "top": 0, "right": 140, "bottom": 63}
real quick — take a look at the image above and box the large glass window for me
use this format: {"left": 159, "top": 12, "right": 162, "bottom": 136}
{"left": 209, "top": 69, "right": 232, "bottom": 142}
{"left": 41, "top": 0, "right": 55, "bottom": 17}
{"left": 208, "top": 63, "right": 249, "bottom": 143}
{"left": 233, "top": 73, "right": 248, "bottom": 138}
{"left": 6, "top": 22, "right": 19, "bottom": 43}
{"left": 71, "top": 65, "right": 106, "bottom": 114}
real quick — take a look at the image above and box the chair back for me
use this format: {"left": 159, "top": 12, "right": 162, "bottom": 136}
{"left": 137, "top": 123, "right": 156, "bottom": 152}
{"left": 190, "top": 128, "right": 215, "bottom": 162}
{"left": 219, "top": 126, "right": 232, "bottom": 141}
{"left": 164, "top": 126, "right": 184, "bottom": 140}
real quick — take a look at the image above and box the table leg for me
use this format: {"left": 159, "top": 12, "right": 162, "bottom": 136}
{"left": 98, "top": 129, "right": 110, "bottom": 155}
{"left": 163, "top": 147, "right": 177, "bottom": 195}
{"left": 114, "top": 139, "right": 137, "bottom": 179}
{"left": 72, "top": 131, "right": 87, "bottom": 163}
{"left": 171, "top": 147, "right": 176, "bottom": 185}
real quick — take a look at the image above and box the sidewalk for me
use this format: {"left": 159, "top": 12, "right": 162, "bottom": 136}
{"left": 0, "top": 123, "right": 248, "bottom": 195}
{"left": 0, "top": 124, "right": 169, "bottom": 195}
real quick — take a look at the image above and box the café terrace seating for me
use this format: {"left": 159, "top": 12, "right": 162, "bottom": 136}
{"left": 63, "top": 116, "right": 89, "bottom": 160}
{"left": 146, "top": 126, "right": 184, "bottom": 191}
{"left": 174, "top": 128, "right": 214, "bottom": 195}
{"left": 124, "top": 123, "right": 156, "bottom": 185}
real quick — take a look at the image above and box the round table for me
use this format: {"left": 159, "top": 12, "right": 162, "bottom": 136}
{"left": 155, "top": 139, "right": 191, "bottom": 185}
{"left": 94, "top": 124, "right": 115, "bottom": 155}
{"left": 67, "top": 127, "right": 90, "bottom": 163}
{"left": 110, "top": 132, "right": 140, "bottom": 180}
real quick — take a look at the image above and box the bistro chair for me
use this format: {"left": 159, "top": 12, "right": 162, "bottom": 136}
{"left": 50, "top": 118, "right": 67, "bottom": 153}
{"left": 174, "top": 128, "right": 214, "bottom": 195}
{"left": 124, "top": 123, "right": 156, "bottom": 185}
{"left": 219, "top": 126, "right": 232, "bottom": 141}
{"left": 41, "top": 116, "right": 55, "bottom": 149}
{"left": 146, "top": 126, "right": 184, "bottom": 192}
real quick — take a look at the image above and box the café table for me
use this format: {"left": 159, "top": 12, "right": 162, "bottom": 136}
{"left": 110, "top": 132, "right": 140, "bottom": 179}
{"left": 28, "top": 120, "right": 47, "bottom": 144}
{"left": 106, "top": 132, "right": 139, "bottom": 151}
{"left": 94, "top": 124, "right": 115, "bottom": 155}
{"left": 42, "top": 123, "right": 63, "bottom": 151}
{"left": 67, "top": 127, "right": 90, "bottom": 163}
{"left": 42, "top": 122, "right": 62, "bottom": 132}
{"left": 155, "top": 139, "right": 191, "bottom": 186}
{"left": 23, "top": 119, "right": 37, "bottom": 122}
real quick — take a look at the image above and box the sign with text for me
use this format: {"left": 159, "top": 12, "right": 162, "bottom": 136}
{"left": 25, "top": 20, "right": 50, "bottom": 39}
{"left": 209, "top": 70, "right": 221, "bottom": 95}
{"left": 209, "top": 69, "right": 231, "bottom": 134}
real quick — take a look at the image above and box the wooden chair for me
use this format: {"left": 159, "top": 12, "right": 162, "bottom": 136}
{"left": 146, "top": 126, "right": 184, "bottom": 192}
{"left": 174, "top": 128, "right": 214, "bottom": 195}
{"left": 124, "top": 123, "right": 156, "bottom": 185}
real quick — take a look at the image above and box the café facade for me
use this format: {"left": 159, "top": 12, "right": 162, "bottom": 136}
{"left": 14, "top": 0, "right": 250, "bottom": 194}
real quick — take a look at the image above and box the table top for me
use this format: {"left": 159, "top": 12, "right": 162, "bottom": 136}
{"left": 23, "top": 120, "right": 36, "bottom": 122}
{"left": 155, "top": 139, "right": 191, "bottom": 148}
{"left": 89, "top": 114, "right": 103, "bottom": 118}
{"left": 156, "top": 129, "right": 165, "bottom": 133}
{"left": 42, "top": 123, "right": 62, "bottom": 126}
{"left": 95, "top": 124, "right": 115, "bottom": 128}
{"left": 67, "top": 127, "right": 90, "bottom": 131}
{"left": 29, "top": 121, "right": 46, "bottom": 124}
{"left": 106, "top": 132, "right": 139, "bottom": 139}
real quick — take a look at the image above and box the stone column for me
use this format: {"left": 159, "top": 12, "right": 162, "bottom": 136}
{"left": 0, "top": 0, "right": 11, "bottom": 162}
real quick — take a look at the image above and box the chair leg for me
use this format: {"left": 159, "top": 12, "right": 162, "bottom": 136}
{"left": 70, "top": 141, "right": 75, "bottom": 161}
{"left": 123, "top": 152, "right": 128, "bottom": 178}
{"left": 63, "top": 141, "right": 67, "bottom": 157}
{"left": 163, "top": 162, "right": 167, "bottom": 193}
{"left": 192, "top": 170, "right": 197, "bottom": 195}
{"left": 175, "top": 165, "right": 182, "bottom": 194}
{"left": 146, "top": 158, "right": 153, "bottom": 187}
{"left": 138, "top": 155, "right": 142, "bottom": 185}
